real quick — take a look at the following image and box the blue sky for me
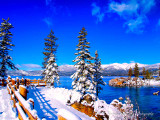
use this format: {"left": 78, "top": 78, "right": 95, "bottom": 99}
{"left": 0, "top": 0, "right": 160, "bottom": 70}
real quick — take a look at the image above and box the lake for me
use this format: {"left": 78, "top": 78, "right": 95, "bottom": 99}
{"left": 14, "top": 76, "right": 160, "bottom": 119}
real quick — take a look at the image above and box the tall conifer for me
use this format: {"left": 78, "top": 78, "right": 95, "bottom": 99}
{"left": 71, "top": 27, "right": 95, "bottom": 96}
{"left": 43, "top": 30, "right": 58, "bottom": 69}
{"left": 142, "top": 67, "right": 146, "bottom": 79}
{"left": 0, "top": 18, "right": 18, "bottom": 78}
{"left": 93, "top": 50, "right": 105, "bottom": 97}
{"left": 128, "top": 67, "right": 132, "bottom": 77}
{"left": 43, "top": 53, "right": 59, "bottom": 86}
{"left": 42, "top": 30, "right": 58, "bottom": 78}
{"left": 146, "top": 70, "right": 150, "bottom": 79}
{"left": 134, "top": 63, "right": 139, "bottom": 77}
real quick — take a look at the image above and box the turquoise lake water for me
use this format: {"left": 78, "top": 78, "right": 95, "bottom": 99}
{"left": 14, "top": 76, "right": 160, "bottom": 119}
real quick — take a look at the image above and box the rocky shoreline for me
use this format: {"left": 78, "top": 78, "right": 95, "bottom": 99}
{"left": 109, "top": 77, "right": 160, "bottom": 87}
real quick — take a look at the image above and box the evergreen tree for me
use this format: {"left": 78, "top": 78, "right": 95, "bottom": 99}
{"left": 43, "top": 53, "right": 59, "bottom": 86}
{"left": 71, "top": 27, "right": 95, "bottom": 96}
{"left": 93, "top": 50, "right": 105, "bottom": 97}
{"left": 134, "top": 63, "right": 139, "bottom": 77}
{"left": 0, "top": 18, "right": 18, "bottom": 78}
{"left": 128, "top": 67, "right": 132, "bottom": 77}
{"left": 43, "top": 30, "right": 58, "bottom": 69}
{"left": 142, "top": 67, "right": 146, "bottom": 79}
{"left": 146, "top": 70, "right": 150, "bottom": 79}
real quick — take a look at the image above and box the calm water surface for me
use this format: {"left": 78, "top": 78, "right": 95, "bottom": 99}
{"left": 15, "top": 76, "right": 160, "bottom": 119}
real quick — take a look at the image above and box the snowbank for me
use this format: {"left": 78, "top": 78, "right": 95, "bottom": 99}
{"left": 39, "top": 87, "right": 137, "bottom": 120}
{"left": 0, "top": 87, "right": 18, "bottom": 120}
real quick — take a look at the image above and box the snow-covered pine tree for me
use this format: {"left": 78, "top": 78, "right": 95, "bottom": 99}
{"left": 71, "top": 27, "right": 95, "bottom": 96}
{"left": 43, "top": 53, "right": 59, "bottom": 86}
{"left": 93, "top": 50, "right": 105, "bottom": 97}
{"left": 0, "top": 18, "right": 18, "bottom": 78}
{"left": 42, "top": 30, "right": 58, "bottom": 69}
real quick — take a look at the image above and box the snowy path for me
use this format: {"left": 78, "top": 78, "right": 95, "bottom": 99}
{"left": 0, "top": 87, "right": 18, "bottom": 120}
{"left": 28, "top": 86, "right": 94, "bottom": 120}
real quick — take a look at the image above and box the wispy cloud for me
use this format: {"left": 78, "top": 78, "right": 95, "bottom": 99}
{"left": 91, "top": 0, "right": 155, "bottom": 33}
{"left": 43, "top": 17, "right": 53, "bottom": 27}
{"left": 45, "top": 0, "right": 52, "bottom": 6}
{"left": 109, "top": 0, "right": 155, "bottom": 33}
{"left": 16, "top": 64, "right": 42, "bottom": 70}
{"left": 91, "top": 3, "right": 105, "bottom": 23}
{"left": 158, "top": 19, "right": 160, "bottom": 26}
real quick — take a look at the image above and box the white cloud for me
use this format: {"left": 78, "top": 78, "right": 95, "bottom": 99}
{"left": 16, "top": 64, "right": 42, "bottom": 70}
{"left": 43, "top": 17, "right": 53, "bottom": 27}
{"left": 130, "top": 61, "right": 135, "bottom": 63}
{"left": 109, "top": 1, "right": 138, "bottom": 16}
{"left": 91, "top": 3, "right": 105, "bottom": 23}
{"left": 125, "top": 16, "right": 146, "bottom": 33}
{"left": 108, "top": 0, "right": 155, "bottom": 33}
{"left": 91, "top": 0, "right": 155, "bottom": 33}
{"left": 22, "top": 64, "right": 41, "bottom": 68}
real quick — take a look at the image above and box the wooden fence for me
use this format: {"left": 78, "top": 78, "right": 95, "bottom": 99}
{"left": 0, "top": 77, "right": 47, "bottom": 87}
{"left": 3, "top": 77, "right": 77, "bottom": 120}
{"left": 7, "top": 80, "right": 39, "bottom": 120}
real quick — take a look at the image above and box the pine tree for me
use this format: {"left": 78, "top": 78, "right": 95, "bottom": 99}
{"left": 93, "top": 50, "right": 105, "bottom": 97}
{"left": 146, "top": 70, "right": 150, "bottom": 79}
{"left": 142, "top": 67, "right": 146, "bottom": 79}
{"left": 128, "top": 67, "right": 132, "bottom": 77}
{"left": 43, "top": 53, "right": 59, "bottom": 86}
{"left": 0, "top": 18, "right": 18, "bottom": 78}
{"left": 71, "top": 27, "right": 95, "bottom": 96}
{"left": 134, "top": 63, "right": 139, "bottom": 77}
{"left": 43, "top": 30, "right": 58, "bottom": 69}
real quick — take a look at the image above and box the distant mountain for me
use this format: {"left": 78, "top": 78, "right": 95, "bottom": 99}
{"left": 7, "top": 63, "right": 160, "bottom": 76}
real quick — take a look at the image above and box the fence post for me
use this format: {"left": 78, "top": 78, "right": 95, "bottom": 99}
{"left": 12, "top": 78, "right": 15, "bottom": 85}
{"left": 2, "top": 79, "right": 4, "bottom": 86}
{"left": 16, "top": 78, "right": 19, "bottom": 90}
{"left": 19, "top": 85, "right": 27, "bottom": 100}
{"left": 21, "top": 78, "right": 24, "bottom": 85}
{"left": 45, "top": 81, "right": 47, "bottom": 86}
{"left": 24, "top": 79, "right": 27, "bottom": 86}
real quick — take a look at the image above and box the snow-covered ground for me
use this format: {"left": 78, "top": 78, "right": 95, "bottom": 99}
{"left": 29, "top": 87, "right": 137, "bottom": 120}
{"left": 125, "top": 79, "right": 160, "bottom": 86}
{"left": 0, "top": 86, "right": 18, "bottom": 120}
{"left": 28, "top": 86, "right": 94, "bottom": 120}
{"left": 0, "top": 86, "right": 137, "bottom": 120}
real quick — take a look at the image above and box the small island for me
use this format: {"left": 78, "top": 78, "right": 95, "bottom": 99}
{"left": 109, "top": 63, "right": 160, "bottom": 87}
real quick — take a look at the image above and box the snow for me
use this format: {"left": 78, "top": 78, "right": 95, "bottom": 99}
{"left": 28, "top": 86, "right": 93, "bottom": 120}
{"left": 0, "top": 84, "right": 138, "bottom": 120}
{"left": 102, "top": 63, "right": 148, "bottom": 70}
{"left": 146, "top": 79, "right": 160, "bottom": 86}
{"left": 30, "top": 87, "right": 135, "bottom": 120}
{"left": 94, "top": 100, "right": 124, "bottom": 120}
{"left": 16, "top": 103, "right": 28, "bottom": 120}
{"left": 125, "top": 78, "right": 160, "bottom": 86}
{"left": 0, "top": 87, "right": 18, "bottom": 120}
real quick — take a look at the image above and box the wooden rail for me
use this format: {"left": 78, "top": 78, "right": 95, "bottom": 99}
{"left": 7, "top": 80, "right": 39, "bottom": 120}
